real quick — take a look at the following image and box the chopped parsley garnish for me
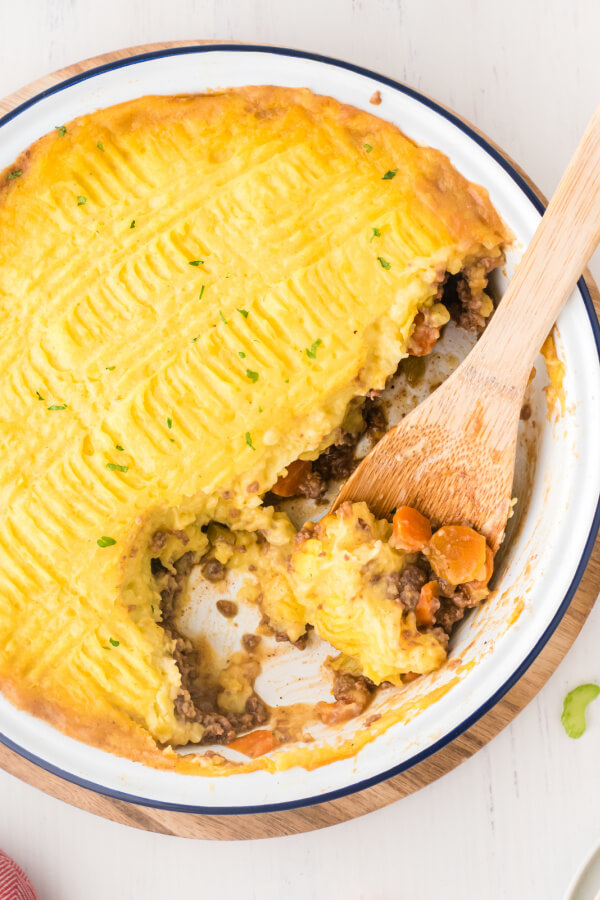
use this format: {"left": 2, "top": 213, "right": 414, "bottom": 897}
{"left": 245, "top": 431, "right": 256, "bottom": 450}
{"left": 109, "top": 637, "right": 120, "bottom": 647}
{"left": 239, "top": 351, "right": 246, "bottom": 358}
{"left": 115, "top": 444, "right": 124, "bottom": 452}
{"left": 382, "top": 169, "right": 398, "bottom": 180}
{"left": 77, "top": 195, "right": 86, "bottom": 205}
{"left": 167, "top": 417, "right": 173, "bottom": 429}
{"left": 169, "top": 438, "right": 175, "bottom": 443}
{"left": 370, "top": 227, "right": 381, "bottom": 242}
{"left": 106, "top": 463, "right": 128, "bottom": 473}
{"left": 199, "top": 285, "right": 205, "bottom": 300}
{"left": 306, "top": 338, "right": 323, "bottom": 359}
{"left": 7, "top": 170, "right": 22, "bottom": 180}
{"left": 97, "top": 140, "right": 105, "bottom": 151}
{"left": 189, "top": 260, "right": 204, "bottom": 266}
{"left": 55, "top": 125, "right": 67, "bottom": 137}
{"left": 246, "top": 369, "right": 259, "bottom": 383}
{"left": 284, "top": 378, "right": 290, "bottom": 383}
{"left": 377, "top": 256, "right": 391, "bottom": 270}
{"left": 105, "top": 365, "right": 115, "bottom": 370}
{"left": 258, "top": 406, "right": 263, "bottom": 413}
{"left": 562, "top": 684, "right": 600, "bottom": 738}
{"left": 47, "top": 403, "right": 67, "bottom": 411}
{"left": 97, "top": 536, "right": 116, "bottom": 548}
{"left": 364, "top": 143, "right": 373, "bottom": 152}
{"left": 237, "top": 308, "right": 249, "bottom": 318}
{"left": 130, "top": 220, "right": 135, "bottom": 229}
{"left": 192, "top": 336, "right": 200, "bottom": 342}
{"left": 219, "top": 310, "right": 228, "bottom": 324}
{"left": 35, "top": 391, "right": 44, "bottom": 401}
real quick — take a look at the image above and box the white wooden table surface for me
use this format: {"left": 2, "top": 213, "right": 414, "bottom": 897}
{"left": 1, "top": 1, "right": 599, "bottom": 898}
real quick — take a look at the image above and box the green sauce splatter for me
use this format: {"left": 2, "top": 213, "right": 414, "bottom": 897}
{"left": 561, "top": 683, "right": 600, "bottom": 738}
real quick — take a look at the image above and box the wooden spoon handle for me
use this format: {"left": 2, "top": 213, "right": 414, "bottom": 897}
{"left": 470, "top": 104, "right": 600, "bottom": 385}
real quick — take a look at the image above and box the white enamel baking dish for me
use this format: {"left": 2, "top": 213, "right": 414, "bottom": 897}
{"left": 0, "top": 44, "right": 598, "bottom": 814}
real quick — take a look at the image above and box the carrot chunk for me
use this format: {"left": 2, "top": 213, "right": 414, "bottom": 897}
{"left": 316, "top": 700, "right": 357, "bottom": 725}
{"left": 462, "top": 545, "right": 494, "bottom": 601}
{"left": 391, "top": 506, "right": 432, "bottom": 552}
{"left": 271, "top": 459, "right": 312, "bottom": 497}
{"left": 427, "top": 525, "right": 487, "bottom": 585}
{"left": 466, "top": 545, "right": 494, "bottom": 588}
{"left": 415, "top": 580, "right": 440, "bottom": 627}
{"left": 227, "top": 729, "right": 277, "bottom": 758}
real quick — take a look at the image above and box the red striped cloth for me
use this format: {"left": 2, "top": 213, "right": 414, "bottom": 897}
{"left": 0, "top": 851, "right": 37, "bottom": 900}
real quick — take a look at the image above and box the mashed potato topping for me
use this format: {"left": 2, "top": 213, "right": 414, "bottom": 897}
{"left": 0, "top": 86, "right": 507, "bottom": 769}
{"left": 290, "top": 503, "right": 446, "bottom": 684}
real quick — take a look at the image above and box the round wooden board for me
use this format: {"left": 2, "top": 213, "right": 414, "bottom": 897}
{"left": 1, "top": 42, "right": 599, "bottom": 840}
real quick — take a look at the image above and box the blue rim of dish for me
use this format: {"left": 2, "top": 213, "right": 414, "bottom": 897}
{"left": 1, "top": 43, "right": 599, "bottom": 816}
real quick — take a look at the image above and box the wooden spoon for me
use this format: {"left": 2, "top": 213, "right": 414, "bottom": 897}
{"left": 332, "top": 105, "right": 600, "bottom": 551}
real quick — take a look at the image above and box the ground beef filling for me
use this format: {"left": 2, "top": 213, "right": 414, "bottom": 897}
{"left": 390, "top": 554, "right": 481, "bottom": 644}
{"left": 269, "top": 395, "right": 388, "bottom": 503}
{"left": 313, "top": 396, "right": 387, "bottom": 485}
{"left": 393, "top": 563, "right": 428, "bottom": 609}
{"left": 316, "top": 671, "right": 375, "bottom": 724}
{"left": 151, "top": 537, "right": 268, "bottom": 744}
{"left": 443, "top": 255, "right": 503, "bottom": 333}
{"left": 361, "top": 551, "right": 475, "bottom": 651}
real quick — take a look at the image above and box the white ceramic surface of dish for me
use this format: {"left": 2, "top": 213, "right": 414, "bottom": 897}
{"left": 565, "top": 841, "right": 600, "bottom": 900}
{"left": 0, "top": 45, "right": 599, "bottom": 814}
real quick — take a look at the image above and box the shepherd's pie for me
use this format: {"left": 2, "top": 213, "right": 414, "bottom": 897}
{"left": 0, "top": 87, "right": 508, "bottom": 770}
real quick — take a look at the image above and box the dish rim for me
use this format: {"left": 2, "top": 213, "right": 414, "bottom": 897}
{"left": 0, "top": 42, "right": 599, "bottom": 816}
